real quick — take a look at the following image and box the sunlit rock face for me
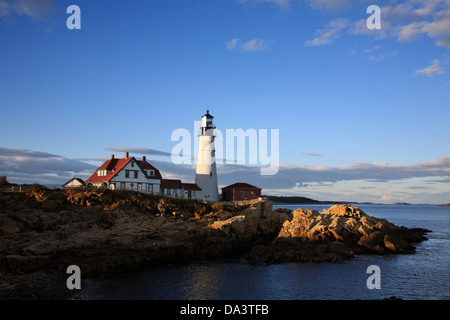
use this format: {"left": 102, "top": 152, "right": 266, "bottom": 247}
{"left": 247, "top": 204, "right": 429, "bottom": 263}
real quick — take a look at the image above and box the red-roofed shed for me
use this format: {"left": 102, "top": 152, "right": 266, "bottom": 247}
{"left": 221, "top": 182, "right": 261, "bottom": 202}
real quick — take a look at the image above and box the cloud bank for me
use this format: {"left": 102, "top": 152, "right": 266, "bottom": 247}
{"left": 1, "top": 147, "right": 448, "bottom": 202}
{"left": 0, "top": 147, "right": 95, "bottom": 185}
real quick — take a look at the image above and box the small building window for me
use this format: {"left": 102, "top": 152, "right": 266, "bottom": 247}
{"left": 131, "top": 161, "right": 134, "bottom": 167}
{"left": 134, "top": 171, "right": 138, "bottom": 178}
{"left": 125, "top": 170, "right": 130, "bottom": 178}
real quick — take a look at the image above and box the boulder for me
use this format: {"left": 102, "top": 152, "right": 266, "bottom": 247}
{"left": 252, "top": 204, "right": 429, "bottom": 263}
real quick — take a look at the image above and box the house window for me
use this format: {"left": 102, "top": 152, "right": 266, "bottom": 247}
{"left": 131, "top": 161, "right": 134, "bottom": 167}
{"left": 137, "top": 183, "right": 142, "bottom": 191}
{"left": 98, "top": 170, "right": 106, "bottom": 176}
{"left": 240, "top": 191, "right": 244, "bottom": 197}
{"left": 134, "top": 171, "right": 138, "bottom": 178}
{"left": 149, "top": 170, "right": 154, "bottom": 176}
{"left": 120, "top": 182, "right": 125, "bottom": 189}
{"left": 125, "top": 170, "right": 130, "bottom": 178}
{"left": 148, "top": 184, "right": 153, "bottom": 193}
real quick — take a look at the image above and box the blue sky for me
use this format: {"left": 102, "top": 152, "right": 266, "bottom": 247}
{"left": 0, "top": 0, "right": 449, "bottom": 203}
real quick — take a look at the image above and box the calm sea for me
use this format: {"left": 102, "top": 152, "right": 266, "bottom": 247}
{"left": 73, "top": 204, "right": 450, "bottom": 300}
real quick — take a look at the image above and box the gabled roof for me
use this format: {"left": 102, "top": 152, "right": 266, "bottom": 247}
{"left": 161, "top": 179, "right": 183, "bottom": 189}
{"left": 62, "top": 177, "right": 85, "bottom": 186}
{"left": 221, "top": 182, "right": 261, "bottom": 191}
{"left": 182, "top": 183, "right": 201, "bottom": 191}
{"left": 86, "top": 157, "right": 133, "bottom": 183}
{"left": 137, "top": 160, "right": 163, "bottom": 179}
{"left": 86, "top": 156, "right": 162, "bottom": 183}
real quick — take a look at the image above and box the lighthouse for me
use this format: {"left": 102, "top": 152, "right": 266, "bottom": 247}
{"left": 195, "top": 110, "right": 219, "bottom": 202}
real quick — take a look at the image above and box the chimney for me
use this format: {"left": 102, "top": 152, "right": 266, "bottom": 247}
{"left": 126, "top": 152, "right": 129, "bottom": 158}
{"left": 142, "top": 156, "right": 146, "bottom": 162}
{"left": 111, "top": 154, "right": 114, "bottom": 160}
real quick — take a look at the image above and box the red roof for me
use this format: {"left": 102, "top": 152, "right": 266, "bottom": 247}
{"left": 137, "top": 160, "right": 162, "bottom": 179}
{"left": 86, "top": 157, "right": 132, "bottom": 183}
{"left": 182, "top": 183, "right": 201, "bottom": 191}
{"left": 86, "top": 156, "right": 162, "bottom": 183}
{"left": 221, "top": 183, "right": 261, "bottom": 191}
{"left": 161, "top": 179, "right": 183, "bottom": 189}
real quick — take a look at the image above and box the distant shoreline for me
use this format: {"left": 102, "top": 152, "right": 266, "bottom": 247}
{"left": 266, "top": 196, "right": 446, "bottom": 206}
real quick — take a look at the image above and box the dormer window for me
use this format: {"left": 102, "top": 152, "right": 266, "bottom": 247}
{"left": 149, "top": 170, "right": 154, "bottom": 177}
{"left": 98, "top": 169, "right": 108, "bottom": 176}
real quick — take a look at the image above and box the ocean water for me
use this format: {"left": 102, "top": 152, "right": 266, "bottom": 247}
{"left": 73, "top": 204, "right": 450, "bottom": 300}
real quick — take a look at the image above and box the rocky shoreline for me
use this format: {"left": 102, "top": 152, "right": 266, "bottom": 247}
{"left": 0, "top": 188, "right": 430, "bottom": 299}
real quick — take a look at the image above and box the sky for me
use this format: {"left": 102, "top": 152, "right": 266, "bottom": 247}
{"left": 0, "top": 0, "right": 449, "bottom": 204}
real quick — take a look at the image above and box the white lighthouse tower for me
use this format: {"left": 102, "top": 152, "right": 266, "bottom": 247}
{"left": 195, "top": 110, "right": 219, "bottom": 202}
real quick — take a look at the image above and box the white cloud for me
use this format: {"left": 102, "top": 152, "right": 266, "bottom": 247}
{"left": 414, "top": 59, "right": 447, "bottom": 76}
{"left": 380, "top": 194, "right": 393, "bottom": 202}
{"left": 324, "top": 0, "right": 450, "bottom": 47}
{"left": 384, "top": 0, "right": 450, "bottom": 47}
{"left": 226, "top": 38, "right": 239, "bottom": 51}
{"left": 422, "top": 17, "right": 450, "bottom": 46}
{"left": 237, "top": 0, "right": 292, "bottom": 9}
{"left": 241, "top": 38, "right": 273, "bottom": 51}
{"left": 226, "top": 38, "right": 274, "bottom": 52}
{"left": 301, "top": 152, "right": 324, "bottom": 157}
{"left": 368, "top": 50, "right": 398, "bottom": 62}
{"left": 306, "top": 0, "right": 354, "bottom": 11}
{"left": 0, "top": 0, "right": 10, "bottom": 16}
{"left": 105, "top": 147, "right": 172, "bottom": 157}
{"left": 0, "top": 0, "right": 53, "bottom": 21}
{"left": 305, "top": 18, "right": 350, "bottom": 46}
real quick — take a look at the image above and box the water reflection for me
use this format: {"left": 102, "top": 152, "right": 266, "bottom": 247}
{"left": 75, "top": 205, "right": 449, "bottom": 300}
{"left": 181, "top": 264, "right": 221, "bottom": 299}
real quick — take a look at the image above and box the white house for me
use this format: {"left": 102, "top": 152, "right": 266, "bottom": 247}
{"left": 86, "top": 153, "right": 162, "bottom": 194}
{"left": 86, "top": 152, "right": 202, "bottom": 199}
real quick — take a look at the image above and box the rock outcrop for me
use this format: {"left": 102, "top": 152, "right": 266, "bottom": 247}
{"left": 246, "top": 204, "right": 429, "bottom": 263}
{"left": 0, "top": 189, "right": 430, "bottom": 297}
{"left": 0, "top": 189, "right": 289, "bottom": 289}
